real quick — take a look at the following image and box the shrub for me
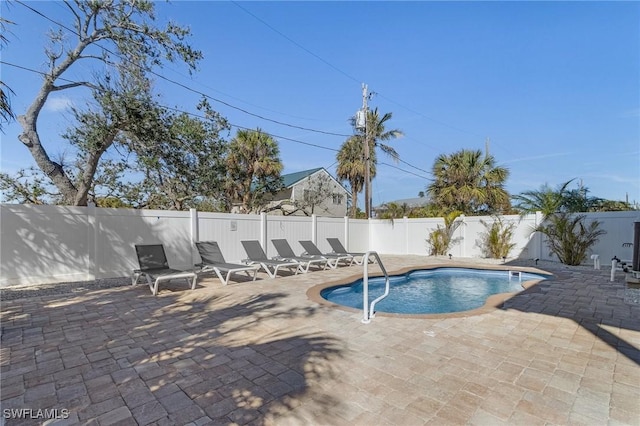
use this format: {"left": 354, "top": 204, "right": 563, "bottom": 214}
{"left": 536, "top": 212, "right": 606, "bottom": 265}
{"left": 479, "top": 216, "right": 517, "bottom": 259}
{"left": 427, "top": 211, "right": 463, "bottom": 256}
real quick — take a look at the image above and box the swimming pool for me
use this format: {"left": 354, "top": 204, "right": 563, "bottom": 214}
{"left": 320, "top": 267, "right": 548, "bottom": 315}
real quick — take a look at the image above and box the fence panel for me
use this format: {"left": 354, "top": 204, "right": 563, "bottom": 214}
{"left": 408, "top": 218, "right": 442, "bottom": 255}
{"left": 590, "top": 211, "right": 637, "bottom": 261}
{"left": 95, "top": 208, "right": 192, "bottom": 277}
{"left": 1, "top": 204, "right": 637, "bottom": 287}
{"left": 316, "top": 217, "right": 347, "bottom": 253}
{"left": 197, "top": 212, "right": 262, "bottom": 263}
{"left": 1, "top": 205, "right": 90, "bottom": 286}
{"left": 348, "top": 219, "right": 369, "bottom": 253}
{"left": 265, "top": 215, "right": 313, "bottom": 258}
{"left": 368, "top": 219, "right": 407, "bottom": 254}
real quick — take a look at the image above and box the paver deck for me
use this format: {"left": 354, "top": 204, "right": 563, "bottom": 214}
{"left": 1, "top": 256, "right": 639, "bottom": 425}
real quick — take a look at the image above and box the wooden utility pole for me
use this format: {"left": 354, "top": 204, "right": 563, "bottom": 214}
{"left": 361, "top": 83, "right": 371, "bottom": 218}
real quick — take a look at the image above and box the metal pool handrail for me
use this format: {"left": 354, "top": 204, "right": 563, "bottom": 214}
{"left": 362, "top": 251, "right": 390, "bottom": 324}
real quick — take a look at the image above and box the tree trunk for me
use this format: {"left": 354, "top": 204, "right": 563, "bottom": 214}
{"left": 18, "top": 111, "right": 80, "bottom": 204}
{"left": 350, "top": 182, "right": 358, "bottom": 218}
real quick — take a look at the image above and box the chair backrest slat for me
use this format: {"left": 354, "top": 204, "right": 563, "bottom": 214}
{"left": 299, "top": 241, "right": 323, "bottom": 256}
{"left": 135, "top": 244, "right": 169, "bottom": 271}
{"left": 241, "top": 240, "right": 268, "bottom": 261}
{"left": 327, "top": 238, "right": 347, "bottom": 253}
{"left": 196, "top": 241, "right": 226, "bottom": 264}
{"left": 271, "top": 239, "right": 296, "bottom": 258}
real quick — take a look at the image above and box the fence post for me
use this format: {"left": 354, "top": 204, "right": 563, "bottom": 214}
{"left": 190, "top": 208, "right": 198, "bottom": 266}
{"left": 404, "top": 216, "right": 409, "bottom": 254}
{"left": 260, "top": 212, "right": 267, "bottom": 252}
{"left": 459, "top": 215, "right": 466, "bottom": 257}
{"left": 535, "top": 211, "right": 544, "bottom": 260}
{"left": 344, "top": 216, "right": 349, "bottom": 251}
{"left": 87, "top": 202, "right": 96, "bottom": 281}
{"left": 311, "top": 214, "right": 317, "bottom": 244}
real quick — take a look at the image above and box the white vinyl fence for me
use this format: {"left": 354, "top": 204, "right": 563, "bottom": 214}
{"left": 1, "top": 204, "right": 638, "bottom": 287}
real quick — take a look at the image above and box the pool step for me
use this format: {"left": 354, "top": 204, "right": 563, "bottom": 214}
{"left": 508, "top": 270, "right": 522, "bottom": 281}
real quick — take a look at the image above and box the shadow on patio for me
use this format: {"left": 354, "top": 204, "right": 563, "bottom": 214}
{"left": 0, "top": 283, "right": 347, "bottom": 425}
{"left": 500, "top": 262, "right": 640, "bottom": 366}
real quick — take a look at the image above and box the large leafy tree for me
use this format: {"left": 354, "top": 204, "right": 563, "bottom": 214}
{"left": 337, "top": 108, "right": 402, "bottom": 217}
{"left": 427, "top": 149, "right": 510, "bottom": 215}
{"left": 13, "top": 0, "right": 202, "bottom": 206}
{"left": 128, "top": 100, "right": 229, "bottom": 210}
{"left": 224, "top": 128, "right": 283, "bottom": 213}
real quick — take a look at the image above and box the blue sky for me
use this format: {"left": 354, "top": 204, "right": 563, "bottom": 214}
{"left": 2, "top": 1, "right": 639, "bottom": 207}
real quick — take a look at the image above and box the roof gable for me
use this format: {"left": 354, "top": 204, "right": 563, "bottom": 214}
{"left": 281, "top": 167, "right": 350, "bottom": 195}
{"left": 281, "top": 167, "right": 324, "bottom": 188}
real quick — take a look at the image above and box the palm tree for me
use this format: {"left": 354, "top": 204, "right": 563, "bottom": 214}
{"left": 225, "top": 128, "right": 283, "bottom": 213}
{"left": 337, "top": 108, "right": 402, "bottom": 217}
{"left": 336, "top": 136, "right": 376, "bottom": 218}
{"left": 358, "top": 108, "right": 403, "bottom": 161}
{"left": 427, "top": 149, "right": 510, "bottom": 215}
{"left": 512, "top": 180, "right": 574, "bottom": 219}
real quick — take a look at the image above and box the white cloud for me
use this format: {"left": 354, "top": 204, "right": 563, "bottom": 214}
{"left": 502, "top": 152, "right": 570, "bottom": 165}
{"left": 44, "top": 97, "right": 74, "bottom": 112}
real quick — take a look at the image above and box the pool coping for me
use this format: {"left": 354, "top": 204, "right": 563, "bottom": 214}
{"left": 306, "top": 261, "right": 555, "bottom": 320}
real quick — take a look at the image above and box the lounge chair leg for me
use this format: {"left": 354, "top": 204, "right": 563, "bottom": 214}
{"left": 151, "top": 277, "right": 160, "bottom": 296}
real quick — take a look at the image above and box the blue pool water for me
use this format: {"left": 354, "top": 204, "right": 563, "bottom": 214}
{"left": 321, "top": 268, "right": 548, "bottom": 315}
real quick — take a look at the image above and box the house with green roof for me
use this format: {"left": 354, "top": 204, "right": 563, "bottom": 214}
{"left": 265, "top": 168, "right": 350, "bottom": 217}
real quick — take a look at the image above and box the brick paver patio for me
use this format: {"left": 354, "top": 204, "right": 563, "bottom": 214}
{"left": 1, "top": 256, "right": 639, "bottom": 425}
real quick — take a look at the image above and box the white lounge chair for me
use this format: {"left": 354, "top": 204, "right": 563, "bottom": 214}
{"left": 271, "top": 239, "right": 328, "bottom": 273}
{"left": 133, "top": 244, "right": 197, "bottom": 296}
{"left": 241, "top": 240, "right": 302, "bottom": 278}
{"left": 195, "top": 241, "right": 259, "bottom": 285}
{"left": 298, "top": 240, "right": 354, "bottom": 268}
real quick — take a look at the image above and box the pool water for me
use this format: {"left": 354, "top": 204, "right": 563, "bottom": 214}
{"left": 321, "top": 268, "right": 548, "bottom": 315}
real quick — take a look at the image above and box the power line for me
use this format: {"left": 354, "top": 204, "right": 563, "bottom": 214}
{"left": 231, "top": 1, "right": 361, "bottom": 85}
{"left": 6, "top": 56, "right": 434, "bottom": 181}
{"left": 13, "top": 0, "right": 353, "bottom": 138}
{"left": 1, "top": 59, "right": 344, "bottom": 154}
{"left": 380, "top": 162, "right": 432, "bottom": 181}
{"left": 233, "top": 1, "right": 488, "bottom": 140}
{"left": 7, "top": 3, "right": 436, "bottom": 183}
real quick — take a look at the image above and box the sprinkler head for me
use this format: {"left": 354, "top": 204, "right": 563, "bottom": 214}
{"left": 502, "top": 256, "right": 506, "bottom": 263}
{"left": 448, "top": 253, "right": 452, "bottom": 260}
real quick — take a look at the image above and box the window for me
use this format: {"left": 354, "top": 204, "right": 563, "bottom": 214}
{"left": 332, "top": 194, "right": 343, "bottom": 205}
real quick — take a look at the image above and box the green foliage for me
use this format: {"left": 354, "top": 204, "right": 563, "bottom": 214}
{"left": 225, "top": 128, "right": 284, "bottom": 213}
{"left": 95, "top": 197, "right": 131, "bottom": 208}
{"left": 513, "top": 179, "right": 635, "bottom": 216}
{"left": 426, "top": 211, "right": 463, "bottom": 256}
{"left": 378, "top": 202, "right": 412, "bottom": 221}
{"left": 427, "top": 149, "right": 510, "bottom": 215}
{"left": 536, "top": 212, "right": 606, "bottom": 265}
{"left": 131, "top": 98, "right": 229, "bottom": 210}
{"left": 0, "top": 169, "right": 55, "bottom": 204}
{"left": 14, "top": 0, "right": 203, "bottom": 205}
{"left": 479, "top": 217, "right": 517, "bottom": 259}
